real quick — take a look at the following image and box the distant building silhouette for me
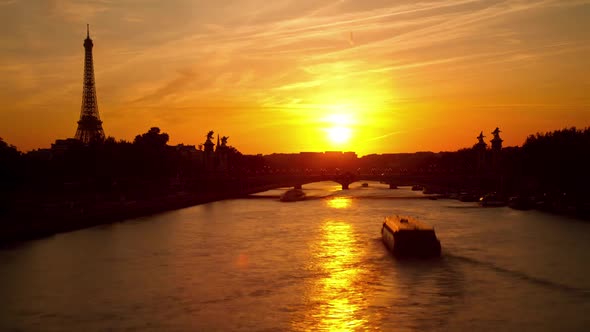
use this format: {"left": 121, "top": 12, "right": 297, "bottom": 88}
{"left": 264, "top": 151, "right": 358, "bottom": 172}
{"left": 51, "top": 138, "right": 82, "bottom": 157}
{"left": 75, "top": 24, "right": 105, "bottom": 143}
{"left": 174, "top": 144, "right": 200, "bottom": 159}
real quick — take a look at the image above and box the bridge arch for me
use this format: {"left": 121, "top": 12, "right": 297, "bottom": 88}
{"left": 240, "top": 173, "right": 445, "bottom": 195}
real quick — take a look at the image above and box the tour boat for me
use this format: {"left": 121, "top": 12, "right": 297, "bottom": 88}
{"left": 381, "top": 215, "right": 441, "bottom": 258}
{"left": 280, "top": 189, "right": 306, "bottom": 202}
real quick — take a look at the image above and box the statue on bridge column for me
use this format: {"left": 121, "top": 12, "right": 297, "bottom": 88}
{"left": 203, "top": 130, "right": 215, "bottom": 171}
{"left": 490, "top": 127, "right": 503, "bottom": 176}
{"left": 474, "top": 131, "right": 487, "bottom": 174}
{"left": 491, "top": 127, "right": 503, "bottom": 151}
{"left": 206, "top": 131, "right": 214, "bottom": 143}
{"left": 475, "top": 131, "right": 487, "bottom": 149}
{"left": 216, "top": 135, "right": 230, "bottom": 171}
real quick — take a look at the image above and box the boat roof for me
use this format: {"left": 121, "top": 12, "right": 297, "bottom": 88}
{"left": 384, "top": 215, "right": 435, "bottom": 232}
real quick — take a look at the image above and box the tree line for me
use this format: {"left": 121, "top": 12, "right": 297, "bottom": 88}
{"left": 1, "top": 126, "right": 589, "bottom": 215}
{"left": 0, "top": 127, "right": 264, "bottom": 212}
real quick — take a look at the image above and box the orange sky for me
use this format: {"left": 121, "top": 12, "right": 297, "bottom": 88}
{"left": 1, "top": 0, "right": 589, "bottom": 155}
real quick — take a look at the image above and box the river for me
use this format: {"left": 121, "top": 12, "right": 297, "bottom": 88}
{"left": 1, "top": 181, "right": 590, "bottom": 331}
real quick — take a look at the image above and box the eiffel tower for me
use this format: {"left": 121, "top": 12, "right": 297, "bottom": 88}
{"left": 75, "top": 24, "right": 105, "bottom": 143}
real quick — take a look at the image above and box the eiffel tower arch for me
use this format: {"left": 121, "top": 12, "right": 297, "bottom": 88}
{"left": 75, "top": 24, "right": 105, "bottom": 143}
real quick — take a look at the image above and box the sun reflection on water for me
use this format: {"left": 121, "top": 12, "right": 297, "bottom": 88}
{"left": 297, "top": 220, "right": 368, "bottom": 331}
{"left": 326, "top": 197, "right": 352, "bottom": 209}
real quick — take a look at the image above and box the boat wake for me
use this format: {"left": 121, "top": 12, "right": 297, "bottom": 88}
{"left": 444, "top": 206, "right": 482, "bottom": 209}
{"left": 444, "top": 253, "right": 590, "bottom": 298}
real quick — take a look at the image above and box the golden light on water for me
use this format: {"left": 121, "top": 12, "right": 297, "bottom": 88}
{"left": 326, "top": 197, "right": 353, "bottom": 209}
{"left": 235, "top": 253, "right": 249, "bottom": 269}
{"left": 307, "top": 220, "right": 368, "bottom": 331}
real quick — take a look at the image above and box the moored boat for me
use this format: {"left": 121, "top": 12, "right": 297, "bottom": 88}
{"left": 280, "top": 189, "right": 306, "bottom": 202}
{"left": 508, "top": 195, "right": 534, "bottom": 210}
{"left": 423, "top": 187, "right": 435, "bottom": 194}
{"left": 459, "top": 192, "right": 479, "bottom": 202}
{"left": 479, "top": 192, "right": 506, "bottom": 207}
{"left": 381, "top": 216, "right": 441, "bottom": 258}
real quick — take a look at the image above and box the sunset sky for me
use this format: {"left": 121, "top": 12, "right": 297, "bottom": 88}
{"left": 1, "top": 0, "right": 589, "bottom": 155}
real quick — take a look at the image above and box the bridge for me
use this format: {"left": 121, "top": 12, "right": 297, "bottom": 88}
{"left": 215, "top": 172, "right": 479, "bottom": 194}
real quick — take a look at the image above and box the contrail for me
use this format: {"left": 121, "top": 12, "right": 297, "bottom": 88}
{"left": 363, "top": 130, "right": 408, "bottom": 142}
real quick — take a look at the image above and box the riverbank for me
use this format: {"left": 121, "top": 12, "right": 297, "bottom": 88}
{"left": 436, "top": 190, "right": 590, "bottom": 220}
{"left": 0, "top": 186, "right": 279, "bottom": 245}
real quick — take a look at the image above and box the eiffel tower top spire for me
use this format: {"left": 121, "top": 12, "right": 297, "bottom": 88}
{"left": 75, "top": 24, "right": 105, "bottom": 143}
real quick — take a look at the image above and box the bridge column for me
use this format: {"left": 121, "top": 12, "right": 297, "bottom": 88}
{"left": 341, "top": 182, "right": 350, "bottom": 190}
{"left": 294, "top": 184, "right": 302, "bottom": 189}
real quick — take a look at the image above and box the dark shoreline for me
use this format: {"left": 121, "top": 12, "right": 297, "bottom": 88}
{"left": 0, "top": 187, "right": 278, "bottom": 246}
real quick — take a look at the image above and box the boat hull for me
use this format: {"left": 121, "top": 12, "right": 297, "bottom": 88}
{"left": 280, "top": 189, "right": 306, "bottom": 202}
{"left": 479, "top": 193, "right": 506, "bottom": 207}
{"left": 381, "top": 216, "right": 441, "bottom": 258}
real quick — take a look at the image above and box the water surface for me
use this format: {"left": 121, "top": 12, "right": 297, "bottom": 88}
{"left": 2, "top": 182, "right": 590, "bottom": 331}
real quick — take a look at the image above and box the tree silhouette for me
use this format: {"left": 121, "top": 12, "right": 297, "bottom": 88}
{"left": 0, "top": 137, "right": 20, "bottom": 160}
{"left": 0, "top": 138, "right": 22, "bottom": 211}
{"left": 134, "top": 127, "right": 169, "bottom": 146}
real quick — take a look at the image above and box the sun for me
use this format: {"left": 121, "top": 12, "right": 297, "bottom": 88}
{"left": 327, "top": 126, "right": 352, "bottom": 144}
{"left": 322, "top": 111, "right": 355, "bottom": 145}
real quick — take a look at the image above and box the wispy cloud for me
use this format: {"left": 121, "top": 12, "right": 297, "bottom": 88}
{"left": 49, "top": 0, "right": 113, "bottom": 23}
{"left": 363, "top": 130, "right": 410, "bottom": 143}
{"left": 131, "top": 69, "right": 197, "bottom": 105}
{"left": 1, "top": 0, "right": 589, "bottom": 153}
